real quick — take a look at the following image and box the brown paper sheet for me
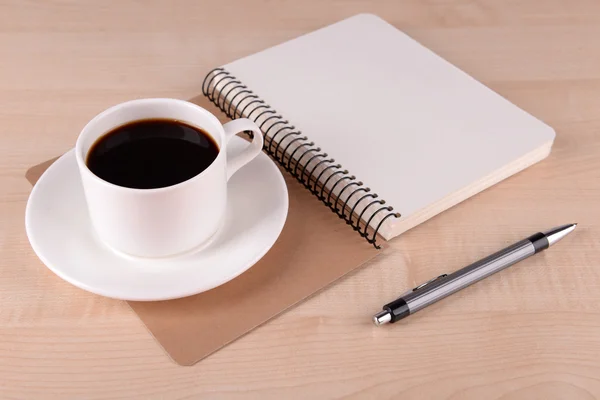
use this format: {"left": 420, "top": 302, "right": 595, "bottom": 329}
{"left": 26, "top": 158, "right": 381, "bottom": 365}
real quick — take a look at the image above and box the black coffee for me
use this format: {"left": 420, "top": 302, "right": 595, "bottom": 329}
{"left": 86, "top": 119, "right": 219, "bottom": 189}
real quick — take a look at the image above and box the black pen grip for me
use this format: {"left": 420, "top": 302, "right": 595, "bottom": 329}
{"left": 383, "top": 298, "right": 410, "bottom": 323}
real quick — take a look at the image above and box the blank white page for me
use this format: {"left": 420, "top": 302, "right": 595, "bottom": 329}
{"left": 222, "top": 14, "right": 555, "bottom": 239}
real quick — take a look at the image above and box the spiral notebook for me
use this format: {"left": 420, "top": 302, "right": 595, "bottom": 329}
{"left": 203, "top": 13, "right": 555, "bottom": 247}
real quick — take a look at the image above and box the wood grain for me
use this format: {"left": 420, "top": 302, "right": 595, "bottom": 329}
{"left": 1, "top": 0, "right": 599, "bottom": 398}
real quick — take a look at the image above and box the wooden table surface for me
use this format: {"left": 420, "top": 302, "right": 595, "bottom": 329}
{"left": 2, "top": 0, "right": 599, "bottom": 398}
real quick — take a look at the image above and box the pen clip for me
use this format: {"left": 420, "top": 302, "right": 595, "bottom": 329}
{"left": 412, "top": 274, "right": 448, "bottom": 292}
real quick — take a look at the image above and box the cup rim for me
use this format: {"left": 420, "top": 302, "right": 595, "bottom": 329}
{"left": 75, "top": 98, "right": 226, "bottom": 194}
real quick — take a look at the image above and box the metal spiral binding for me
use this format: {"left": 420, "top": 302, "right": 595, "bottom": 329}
{"left": 202, "top": 68, "right": 400, "bottom": 248}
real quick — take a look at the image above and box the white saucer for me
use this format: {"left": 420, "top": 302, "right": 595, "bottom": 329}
{"left": 25, "top": 136, "right": 288, "bottom": 301}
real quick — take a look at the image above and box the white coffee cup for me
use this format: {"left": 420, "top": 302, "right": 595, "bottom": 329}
{"left": 75, "top": 98, "right": 264, "bottom": 258}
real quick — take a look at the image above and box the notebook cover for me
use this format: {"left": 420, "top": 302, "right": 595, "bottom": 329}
{"left": 219, "top": 13, "right": 555, "bottom": 240}
{"left": 26, "top": 153, "right": 382, "bottom": 365}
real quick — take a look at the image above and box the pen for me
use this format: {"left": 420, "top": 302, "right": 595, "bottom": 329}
{"left": 373, "top": 224, "right": 577, "bottom": 325}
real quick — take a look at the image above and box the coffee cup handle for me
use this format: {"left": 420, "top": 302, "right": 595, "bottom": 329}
{"left": 223, "top": 119, "right": 264, "bottom": 181}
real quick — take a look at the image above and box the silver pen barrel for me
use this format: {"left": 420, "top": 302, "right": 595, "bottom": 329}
{"left": 403, "top": 239, "right": 534, "bottom": 313}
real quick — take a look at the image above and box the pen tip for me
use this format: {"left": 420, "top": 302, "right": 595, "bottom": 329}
{"left": 544, "top": 223, "right": 577, "bottom": 247}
